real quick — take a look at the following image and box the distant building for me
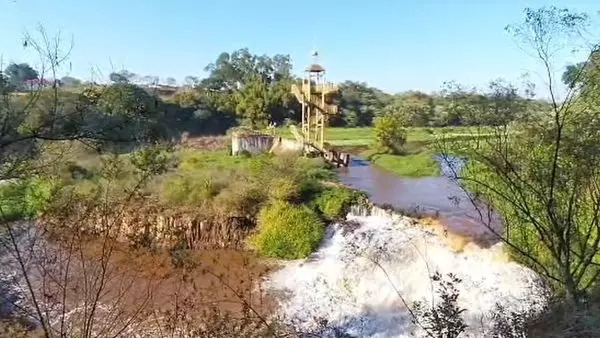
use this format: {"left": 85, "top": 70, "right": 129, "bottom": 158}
{"left": 144, "top": 84, "right": 180, "bottom": 98}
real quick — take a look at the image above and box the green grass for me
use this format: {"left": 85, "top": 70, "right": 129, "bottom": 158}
{"left": 274, "top": 126, "right": 486, "bottom": 146}
{"left": 274, "top": 126, "right": 489, "bottom": 177}
{"left": 178, "top": 149, "right": 255, "bottom": 172}
{"left": 367, "top": 151, "right": 440, "bottom": 177}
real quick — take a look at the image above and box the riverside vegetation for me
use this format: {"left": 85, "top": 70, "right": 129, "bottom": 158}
{"left": 2, "top": 5, "right": 600, "bottom": 337}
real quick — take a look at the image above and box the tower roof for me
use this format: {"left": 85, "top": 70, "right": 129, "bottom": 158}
{"left": 305, "top": 64, "right": 325, "bottom": 73}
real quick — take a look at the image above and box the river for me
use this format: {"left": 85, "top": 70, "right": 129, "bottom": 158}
{"left": 337, "top": 156, "right": 501, "bottom": 246}
{"left": 266, "top": 156, "right": 546, "bottom": 337}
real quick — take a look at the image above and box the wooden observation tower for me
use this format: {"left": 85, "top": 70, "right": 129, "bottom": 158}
{"left": 291, "top": 51, "right": 339, "bottom": 150}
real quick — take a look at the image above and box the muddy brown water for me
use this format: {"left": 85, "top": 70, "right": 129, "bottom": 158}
{"left": 337, "top": 156, "right": 502, "bottom": 245}
{"left": 1, "top": 230, "right": 276, "bottom": 333}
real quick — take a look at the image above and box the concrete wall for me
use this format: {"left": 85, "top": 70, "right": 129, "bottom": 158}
{"left": 231, "top": 134, "right": 274, "bottom": 155}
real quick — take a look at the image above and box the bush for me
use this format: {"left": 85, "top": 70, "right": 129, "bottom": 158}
{"left": 0, "top": 178, "right": 56, "bottom": 221}
{"left": 160, "top": 172, "right": 226, "bottom": 206}
{"left": 313, "top": 187, "right": 366, "bottom": 219}
{"left": 212, "top": 182, "right": 266, "bottom": 218}
{"left": 268, "top": 177, "right": 300, "bottom": 202}
{"left": 373, "top": 112, "right": 407, "bottom": 154}
{"left": 251, "top": 201, "right": 324, "bottom": 259}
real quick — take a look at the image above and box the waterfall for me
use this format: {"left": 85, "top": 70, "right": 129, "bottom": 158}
{"left": 265, "top": 205, "right": 547, "bottom": 337}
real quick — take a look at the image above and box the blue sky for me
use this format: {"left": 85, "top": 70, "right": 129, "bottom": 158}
{"left": 0, "top": 0, "right": 598, "bottom": 94}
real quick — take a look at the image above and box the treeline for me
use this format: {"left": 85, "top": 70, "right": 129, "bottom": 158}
{"left": 168, "top": 49, "right": 553, "bottom": 131}
{"left": 332, "top": 80, "right": 551, "bottom": 127}
{"left": 2, "top": 48, "right": 555, "bottom": 140}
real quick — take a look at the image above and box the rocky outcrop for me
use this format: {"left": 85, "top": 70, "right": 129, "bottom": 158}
{"left": 43, "top": 203, "right": 256, "bottom": 250}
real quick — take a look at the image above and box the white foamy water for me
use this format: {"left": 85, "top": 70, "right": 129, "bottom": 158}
{"left": 266, "top": 207, "right": 547, "bottom": 337}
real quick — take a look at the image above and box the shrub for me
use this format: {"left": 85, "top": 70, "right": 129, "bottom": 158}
{"left": 0, "top": 178, "right": 56, "bottom": 221}
{"left": 251, "top": 201, "right": 324, "bottom": 259}
{"left": 313, "top": 187, "right": 366, "bottom": 219}
{"left": 160, "top": 172, "right": 226, "bottom": 206}
{"left": 373, "top": 112, "right": 407, "bottom": 154}
{"left": 212, "top": 182, "right": 266, "bottom": 218}
{"left": 268, "top": 177, "right": 300, "bottom": 202}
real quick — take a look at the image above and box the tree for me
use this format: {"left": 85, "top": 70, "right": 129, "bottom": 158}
{"left": 142, "top": 75, "right": 158, "bottom": 85}
{"left": 98, "top": 83, "right": 156, "bottom": 117}
{"left": 199, "top": 48, "right": 297, "bottom": 128}
{"left": 392, "top": 91, "right": 435, "bottom": 127}
{"left": 235, "top": 75, "right": 272, "bottom": 129}
{"left": 0, "top": 70, "right": 13, "bottom": 94}
{"left": 184, "top": 75, "right": 199, "bottom": 87}
{"left": 373, "top": 109, "right": 406, "bottom": 154}
{"left": 0, "top": 28, "right": 170, "bottom": 337}
{"left": 166, "top": 77, "right": 177, "bottom": 86}
{"left": 334, "top": 81, "right": 389, "bottom": 127}
{"left": 483, "top": 79, "right": 523, "bottom": 125}
{"left": 562, "top": 62, "right": 586, "bottom": 88}
{"left": 202, "top": 48, "right": 293, "bottom": 91}
{"left": 440, "top": 7, "right": 598, "bottom": 304}
{"left": 109, "top": 69, "right": 136, "bottom": 84}
{"left": 4, "top": 63, "right": 39, "bottom": 90}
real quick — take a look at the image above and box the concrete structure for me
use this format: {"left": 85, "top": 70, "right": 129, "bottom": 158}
{"left": 231, "top": 133, "right": 274, "bottom": 155}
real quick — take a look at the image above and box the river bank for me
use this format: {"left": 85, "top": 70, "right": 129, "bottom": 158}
{"left": 0, "top": 145, "right": 542, "bottom": 337}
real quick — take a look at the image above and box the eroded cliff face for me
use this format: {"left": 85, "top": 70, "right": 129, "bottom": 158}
{"left": 42, "top": 202, "right": 256, "bottom": 249}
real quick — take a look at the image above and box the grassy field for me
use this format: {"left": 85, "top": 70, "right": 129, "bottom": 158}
{"left": 274, "top": 126, "right": 486, "bottom": 177}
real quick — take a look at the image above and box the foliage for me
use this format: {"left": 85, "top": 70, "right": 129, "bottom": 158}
{"left": 442, "top": 6, "right": 600, "bottom": 304}
{"left": 4, "top": 63, "right": 39, "bottom": 90}
{"left": 412, "top": 272, "right": 467, "bottom": 338}
{"left": 202, "top": 48, "right": 292, "bottom": 90}
{"left": 0, "top": 178, "right": 56, "bottom": 221}
{"left": 456, "top": 113, "right": 600, "bottom": 300}
{"left": 235, "top": 75, "right": 273, "bottom": 128}
{"left": 160, "top": 171, "right": 226, "bottom": 206}
{"left": 373, "top": 111, "right": 407, "bottom": 154}
{"left": 313, "top": 187, "right": 366, "bottom": 219}
{"left": 390, "top": 91, "right": 435, "bottom": 127}
{"left": 251, "top": 201, "right": 324, "bottom": 259}
{"left": 130, "top": 144, "right": 173, "bottom": 175}
{"left": 98, "top": 83, "right": 157, "bottom": 117}
{"left": 490, "top": 304, "right": 529, "bottom": 338}
{"left": 268, "top": 176, "right": 300, "bottom": 202}
{"left": 109, "top": 69, "right": 137, "bottom": 83}
{"left": 332, "top": 81, "right": 389, "bottom": 127}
